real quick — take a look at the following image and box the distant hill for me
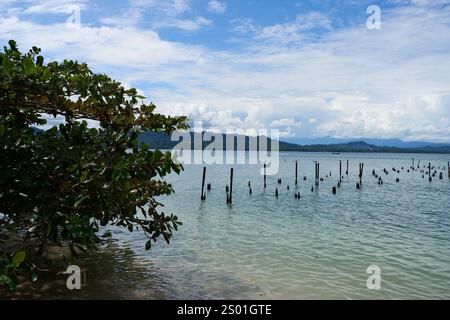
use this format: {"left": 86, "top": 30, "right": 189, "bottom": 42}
{"left": 138, "top": 131, "right": 450, "bottom": 154}
{"left": 282, "top": 136, "right": 450, "bottom": 149}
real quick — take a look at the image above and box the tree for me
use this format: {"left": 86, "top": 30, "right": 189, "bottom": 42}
{"left": 0, "top": 40, "right": 187, "bottom": 289}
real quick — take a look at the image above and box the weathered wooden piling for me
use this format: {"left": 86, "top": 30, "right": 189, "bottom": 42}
{"left": 359, "top": 163, "right": 364, "bottom": 184}
{"left": 332, "top": 186, "right": 337, "bottom": 194}
{"left": 207, "top": 183, "right": 211, "bottom": 191}
{"left": 315, "top": 161, "right": 320, "bottom": 186}
{"left": 318, "top": 162, "right": 320, "bottom": 185}
{"left": 227, "top": 168, "right": 234, "bottom": 204}
{"left": 295, "top": 160, "right": 298, "bottom": 186}
{"left": 264, "top": 163, "right": 267, "bottom": 189}
{"left": 339, "top": 160, "right": 342, "bottom": 183}
{"left": 448, "top": 161, "right": 450, "bottom": 178}
{"left": 346, "top": 160, "right": 349, "bottom": 175}
{"left": 201, "top": 166, "right": 206, "bottom": 201}
{"left": 428, "top": 163, "right": 432, "bottom": 182}
{"left": 275, "top": 188, "right": 279, "bottom": 198}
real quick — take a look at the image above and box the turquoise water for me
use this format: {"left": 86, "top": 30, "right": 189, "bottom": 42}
{"left": 91, "top": 152, "right": 450, "bottom": 300}
{"left": 11, "top": 152, "right": 450, "bottom": 300}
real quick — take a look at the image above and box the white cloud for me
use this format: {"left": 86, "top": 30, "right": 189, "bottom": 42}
{"left": 1, "top": 1, "right": 450, "bottom": 142}
{"left": 271, "top": 118, "right": 302, "bottom": 128}
{"left": 257, "top": 12, "right": 332, "bottom": 42}
{"left": 22, "top": 0, "right": 87, "bottom": 14}
{"left": 207, "top": 0, "right": 226, "bottom": 14}
{"left": 154, "top": 16, "right": 213, "bottom": 31}
{"left": 231, "top": 12, "right": 332, "bottom": 44}
{"left": 99, "top": 0, "right": 212, "bottom": 32}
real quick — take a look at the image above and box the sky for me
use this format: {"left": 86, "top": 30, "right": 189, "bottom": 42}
{"left": 1, "top": 0, "right": 450, "bottom": 143}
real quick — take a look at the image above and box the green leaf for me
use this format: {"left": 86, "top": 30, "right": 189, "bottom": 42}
{"left": 12, "top": 251, "right": 26, "bottom": 267}
{"left": 80, "top": 171, "right": 88, "bottom": 183}
{"left": 36, "top": 55, "right": 44, "bottom": 66}
{"left": 153, "top": 149, "right": 163, "bottom": 161}
{"left": 41, "top": 68, "right": 51, "bottom": 81}
{"left": 23, "top": 57, "right": 36, "bottom": 76}
{"left": 8, "top": 39, "right": 17, "bottom": 50}
{"left": 0, "top": 274, "right": 16, "bottom": 291}
{"left": 112, "top": 169, "right": 121, "bottom": 181}
{"left": 30, "top": 270, "right": 38, "bottom": 282}
{"left": 2, "top": 57, "right": 13, "bottom": 74}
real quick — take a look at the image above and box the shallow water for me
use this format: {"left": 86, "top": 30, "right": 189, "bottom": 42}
{"left": 5, "top": 152, "right": 450, "bottom": 299}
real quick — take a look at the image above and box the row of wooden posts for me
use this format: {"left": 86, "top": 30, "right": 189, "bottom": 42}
{"left": 200, "top": 159, "right": 450, "bottom": 204}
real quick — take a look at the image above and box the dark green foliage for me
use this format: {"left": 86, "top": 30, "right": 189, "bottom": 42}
{"left": 0, "top": 40, "right": 187, "bottom": 289}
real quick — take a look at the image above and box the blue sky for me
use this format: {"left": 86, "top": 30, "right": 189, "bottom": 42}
{"left": 1, "top": 0, "right": 450, "bottom": 142}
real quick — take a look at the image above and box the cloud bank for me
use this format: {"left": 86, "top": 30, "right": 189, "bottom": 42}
{"left": 1, "top": 0, "right": 449, "bottom": 142}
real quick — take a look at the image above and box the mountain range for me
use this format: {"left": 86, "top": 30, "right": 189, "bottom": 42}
{"left": 282, "top": 136, "right": 450, "bottom": 149}
{"left": 138, "top": 131, "right": 450, "bottom": 154}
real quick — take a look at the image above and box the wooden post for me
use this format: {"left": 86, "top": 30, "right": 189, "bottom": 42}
{"left": 315, "top": 161, "right": 319, "bottom": 186}
{"left": 229, "top": 168, "right": 233, "bottom": 204}
{"left": 264, "top": 163, "right": 267, "bottom": 189}
{"left": 429, "top": 162, "right": 432, "bottom": 182}
{"left": 412, "top": 158, "right": 415, "bottom": 169}
{"left": 346, "top": 160, "right": 349, "bottom": 175}
{"left": 448, "top": 161, "right": 450, "bottom": 178}
{"left": 201, "top": 166, "right": 206, "bottom": 201}
{"left": 362, "top": 163, "right": 364, "bottom": 183}
{"left": 339, "top": 160, "right": 342, "bottom": 183}
{"left": 295, "top": 160, "right": 298, "bottom": 186}
{"left": 227, "top": 168, "right": 234, "bottom": 204}
{"left": 359, "top": 163, "right": 364, "bottom": 184}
